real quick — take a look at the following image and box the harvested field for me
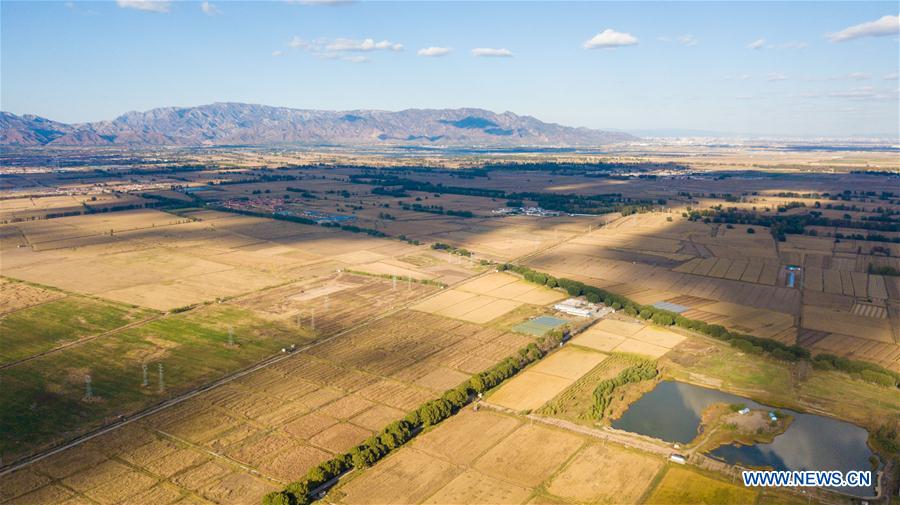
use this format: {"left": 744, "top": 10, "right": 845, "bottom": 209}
{"left": 473, "top": 423, "right": 584, "bottom": 487}
{"left": 545, "top": 443, "right": 664, "bottom": 503}
{"left": 423, "top": 469, "right": 532, "bottom": 505}
{"left": 6, "top": 163, "right": 900, "bottom": 505}
{"left": 340, "top": 449, "right": 459, "bottom": 505}
{"left": 0, "top": 277, "right": 64, "bottom": 315}
{"left": 2, "top": 209, "right": 450, "bottom": 312}
{"left": 573, "top": 317, "right": 685, "bottom": 359}
{"left": 487, "top": 371, "right": 573, "bottom": 411}
{"left": 539, "top": 354, "right": 637, "bottom": 420}
{"left": 412, "top": 409, "right": 521, "bottom": 465}
{"left": 490, "top": 347, "right": 607, "bottom": 411}
{"left": 412, "top": 272, "right": 564, "bottom": 324}
{"left": 0, "top": 306, "right": 540, "bottom": 503}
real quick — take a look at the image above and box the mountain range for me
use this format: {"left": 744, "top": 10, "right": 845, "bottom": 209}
{"left": 0, "top": 103, "right": 635, "bottom": 147}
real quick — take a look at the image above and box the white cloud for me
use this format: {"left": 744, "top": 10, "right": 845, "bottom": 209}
{"left": 417, "top": 46, "right": 452, "bottom": 57}
{"left": 677, "top": 34, "right": 698, "bottom": 46}
{"left": 845, "top": 72, "right": 871, "bottom": 80}
{"left": 201, "top": 1, "right": 220, "bottom": 15}
{"left": 341, "top": 55, "right": 369, "bottom": 63}
{"left": 289, "top": 36, "right": 308, "bottom": 49}
{"left": 747, "top": 38, "right": 766, "bottom": 50}
{"left": 828, "top": 15, "right": 899, "bottom": 42}
{"left": 724, "top": 74, "right": 752, "bottom": 81}
{"left": 272, "top": 50, "right": 285, "bottom": 57}
{"left": 827, "top": 86, "right": 897, "bottom": 100}
{"left": 325, "top": 38, "right": 402, "bottom": 52}
{"left": 885, "top": 72, "right": 899, "bottom": 81}
{"left": 472, "top": 47, "right": 513, "bottom": 58}
{"left": 766, "top": 73, "right": 788, "bottom": 81}
{"left": 748, "top": 38, "right": 808, "bottom": 50}
{"left": 285, "top": 36, "right": 402, "bottom": 62}
{"left": 116, "top": 0, "right": 170, "bottom": 12}
{"left": 583, "top": 29, "right": 639, "bottom": 49}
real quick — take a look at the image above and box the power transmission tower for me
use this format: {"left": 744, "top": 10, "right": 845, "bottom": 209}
{"left": 158, "top": 363, "right": 165, "bottom": 393}
{"left": 142, "top": 363, "right": 148, "bottom": 387}
{"left": 84, "top": 375, "right": 92, "bottom": 401}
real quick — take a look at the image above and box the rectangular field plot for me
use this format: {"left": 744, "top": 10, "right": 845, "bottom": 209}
{"left": 530, "top": 347, "right": 607, "bottom": 380}
{"left": 0, "top": 292, "right": 155, "bottom": 364}
{"left": 413, "top": 273, "right": 563, "bottom": 324}
{"left": 644, "top": 467, "right": 757, "bottom": 505}
{"left": 541, "top": 355, "right": 641, "bottom": 418}
{"left": 473, "top": 423, "right": 584, "bottom": 487}
{"left": 340, "top": 449, "right": 461, "bottom": 505}
{"left": 546, "top": 443, "right": 664, "bottom": 504}
{"left": 457, "top": 272, "right": 566, "bottom": 305}
{"left": 0, "top": 277, "right": 65, "bottom": 315}
{"left": 486, "top": 371, "right": 573, "bottom": 411}
{"left": 573, "top": 318, "right": 685, "bottom": 358}
{"left": 801, "top": 306, "right": 894, "bottom": 343}
{"left": 512, "top": 315, "right": 568, "bottom": 336}
{"left": 489, "top": 347, "right": 607, "bottom": 411}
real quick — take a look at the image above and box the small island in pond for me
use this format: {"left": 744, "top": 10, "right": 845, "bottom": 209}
{"left": 691, "top": 403, "right": 793, "bottom": 454}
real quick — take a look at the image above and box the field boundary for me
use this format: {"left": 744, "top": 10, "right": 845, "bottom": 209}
{"left": 0, "top": 265, "right": 498, "bottom": 476}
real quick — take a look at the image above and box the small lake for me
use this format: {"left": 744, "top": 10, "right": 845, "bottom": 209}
{"left": 612, "top": 381, "right": 878, "bottom": 497}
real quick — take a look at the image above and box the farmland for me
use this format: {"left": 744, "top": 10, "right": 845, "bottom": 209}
{"left": 0, "top": 146, "right": 898, "bottom": 504}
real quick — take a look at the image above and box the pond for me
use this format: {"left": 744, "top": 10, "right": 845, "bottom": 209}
{"left": 611, "top": 381, "right": 878, "bottom": 497}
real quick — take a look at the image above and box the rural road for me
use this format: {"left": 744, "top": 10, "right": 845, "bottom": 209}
{"left": 0, "top": 219, "right": 573, "bottom": 476}
{"left": 0, "top": 210, "right": 620, "bottom": 477}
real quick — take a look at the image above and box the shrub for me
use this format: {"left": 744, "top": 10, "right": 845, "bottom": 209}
{"left": 861, "top": 370, "right": 896, "bottom": 387}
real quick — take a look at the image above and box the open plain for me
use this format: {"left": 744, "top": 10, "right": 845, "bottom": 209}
{"left": 1, "top": 146, "right": 898, "bottom": 505}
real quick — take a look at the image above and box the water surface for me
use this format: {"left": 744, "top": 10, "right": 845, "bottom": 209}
{"left": 612, "top": 381, "right": 878, "bottom": 497}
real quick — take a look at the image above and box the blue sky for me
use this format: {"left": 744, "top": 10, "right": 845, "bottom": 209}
{"left": 1, "top": 1, "right": 898, "bottom": 136}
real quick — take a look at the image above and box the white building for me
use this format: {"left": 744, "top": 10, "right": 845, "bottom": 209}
{"left": 554, "top": 298, "right": 594, "bottom": 317}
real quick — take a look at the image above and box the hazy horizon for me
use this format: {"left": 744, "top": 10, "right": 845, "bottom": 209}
{"left": 2, "top": 1, "right": 898, "bottom": 137}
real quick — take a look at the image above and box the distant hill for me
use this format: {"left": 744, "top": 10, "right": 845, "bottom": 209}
{"left": 0, "top": 103, "right": 635, "bottom": 147}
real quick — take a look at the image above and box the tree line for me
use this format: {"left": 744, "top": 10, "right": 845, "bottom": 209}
{"left": 348, "top": 173, "right": 662, "bottom": 216}
{"left": 500, "top": 264, "right": 900, "bottom": 389}
{"left": 589, "top": 359, "right": 658, "bottom": 419}
{"left": 263, "top": 330, "right": 567, "bottom": 505}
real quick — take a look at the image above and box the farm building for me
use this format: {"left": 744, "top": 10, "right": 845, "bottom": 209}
{"left": 554, "top": 298, "right": 595, "bottom": 317}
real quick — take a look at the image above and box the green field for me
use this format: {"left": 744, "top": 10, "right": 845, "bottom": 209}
{"left": 0, "top": 295, "right": 156, "bottom": 364}
{"left": 0, "top": 303, "right": 309, "bottom": 460}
